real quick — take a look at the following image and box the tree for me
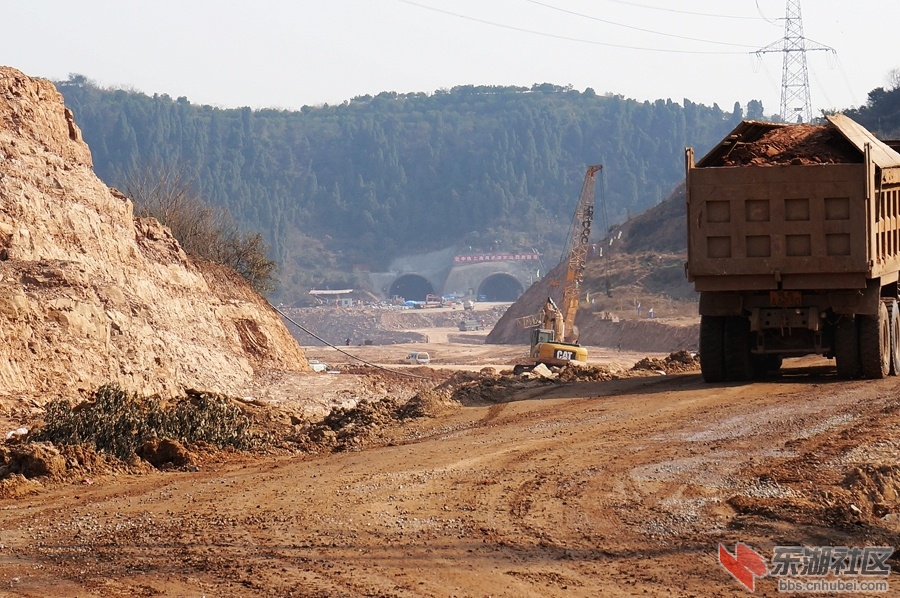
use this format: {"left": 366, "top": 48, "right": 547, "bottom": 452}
{"left": 888, "top": 67, "right": 900, "bottom": 91}
{"left": 746, "top": 100, "right": 765, "bottom": 121}
{"left": 122, "top": 164, "right": 278, "bottom": 294}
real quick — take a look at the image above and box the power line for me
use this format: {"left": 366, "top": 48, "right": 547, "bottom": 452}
{"left": 600, "top": 0, "right": 775, "bottom": 21}
{"left": 524, "top": 0, "right": 761, "bottom": 49}
{"left": 397, "top": 0, "right": 750, "bottom": 55}
{"left": 755, "top": 0, "right": 779, "bottom": 25}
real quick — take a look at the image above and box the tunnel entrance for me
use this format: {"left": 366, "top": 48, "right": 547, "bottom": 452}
{"left": 389, "top": 275, "right": 435, "bottom": 302}
{"left": 477, "top": 274, "right": 524, "bottom": 302}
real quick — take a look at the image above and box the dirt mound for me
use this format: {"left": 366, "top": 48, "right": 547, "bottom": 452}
{"left": 631, "top": 350, "right": 700, "bottom": 374}
{"left": 719, "top": 123, "right": 861, "bottom": 166}
{"left": 136, "top": 438, "right": 194, "bottom": 470}
{"left": 0, "top": 474, "right": 44, "bottom": 498}
{"left": 296, "top": 370, "right": 534, "bottom": 452}
{"left": 842, "top": 464, "right": 900, "bottom": 518}
{"left": 557, "top": 364, "right": 615, "bottom": 382}
{"left": 399, "top": 388, "right": 460, "bottom": 418}
{"left": 298, "top": 397, "right": 405, "bottom": 452}
{"left": 0, "top": 442, "right": 66, "bottom": 479}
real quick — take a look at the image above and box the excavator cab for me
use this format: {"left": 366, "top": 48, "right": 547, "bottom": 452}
{"left": 529, "top": 328, "right": 587, "bottom": 365}
{"left": 517, "top": 327, "right": 587, "bottom": 374}
{"left": 531, "top": 328, "right": 555, "bottom": 347}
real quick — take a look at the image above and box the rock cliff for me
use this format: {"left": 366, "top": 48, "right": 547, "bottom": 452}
{"left": 0, "top": 66, "right": 308, "bottom": 403}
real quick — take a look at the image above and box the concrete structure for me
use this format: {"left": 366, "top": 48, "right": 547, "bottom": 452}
{"left": 369, "top": 246, "right": 542, "bottom": 302}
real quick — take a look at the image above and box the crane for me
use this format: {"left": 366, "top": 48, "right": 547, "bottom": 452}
{"left": 560, "top": 163, "right": 601, "bottom": 342}
{"left": 514, "top": 164, "right": 602, "bottom": 373}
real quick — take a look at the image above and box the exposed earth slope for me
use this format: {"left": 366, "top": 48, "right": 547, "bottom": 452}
{"left": 0, "top": 66, "right": 308, "bottom": 404}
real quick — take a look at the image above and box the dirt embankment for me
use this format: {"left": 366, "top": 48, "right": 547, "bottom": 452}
{"left": 578, "top": 317, "right": 699, "bottom": 352}
{"left": 0, "top": 66, "right": 307, "bottom": 406}
{"left": 486, "top": 251, "right": 698, "bottom": 352}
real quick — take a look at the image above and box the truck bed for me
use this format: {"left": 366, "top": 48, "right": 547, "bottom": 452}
{"left": 687, "top": 117, "right": 900, "bottom": 293}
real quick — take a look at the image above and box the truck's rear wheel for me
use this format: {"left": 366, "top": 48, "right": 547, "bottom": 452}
{"left": 834, "top": 316, "right": 859, "bottom": 378}
{"left": 699, "top": 315, "right": 726, "bottom": 382}
{"left": 859, "top": 301, "right": 890, "bottom": 379}
{"left": 724, "top": 316, "right": 753, "bottom": 381}
{"left": 888, "top": 300, "right": 900, "bottom": 375}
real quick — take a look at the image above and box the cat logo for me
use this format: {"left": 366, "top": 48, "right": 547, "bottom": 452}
{"left": 555, "top": 349, "right": 574, "bottom": 361}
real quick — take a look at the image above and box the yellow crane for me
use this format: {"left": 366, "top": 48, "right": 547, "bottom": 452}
{"left": 514, "top": 164, "right": 602, "bottom": 373}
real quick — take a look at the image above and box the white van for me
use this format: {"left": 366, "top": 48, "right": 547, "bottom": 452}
{"left": 405, "top": 352, "right": 431, "bottom": 365}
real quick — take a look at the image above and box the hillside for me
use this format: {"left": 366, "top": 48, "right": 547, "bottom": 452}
{"left": 0, "top": 67, "right": 308, "bottom": 403}
{"left": 56, "top": 78, "right": 757, "bottom": 299}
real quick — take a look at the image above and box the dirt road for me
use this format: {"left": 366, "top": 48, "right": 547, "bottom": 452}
{"left": 2, "top": 356, "right": 900, "bottom": 596}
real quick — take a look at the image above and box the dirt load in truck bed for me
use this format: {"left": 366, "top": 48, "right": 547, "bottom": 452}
{"left": 717, "top": 123, "right": 861, "bottom": 166}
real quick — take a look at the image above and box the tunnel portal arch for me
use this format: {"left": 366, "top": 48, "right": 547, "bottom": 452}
{"left": 477, "top": 274, "right": 524, "bottom": 302}
{"left": 389, "top": 275, "right": 435, "bottom": 302}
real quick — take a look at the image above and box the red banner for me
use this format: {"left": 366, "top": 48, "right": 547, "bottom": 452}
{"left": 453, "top": 254, "right": 539, "bottom": 263}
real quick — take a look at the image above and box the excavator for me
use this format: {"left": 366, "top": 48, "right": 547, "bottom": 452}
{"left": 513, "top": 164, "right": 602, "bottom": 374}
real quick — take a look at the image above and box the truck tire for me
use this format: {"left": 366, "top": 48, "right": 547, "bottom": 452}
{"left": 859, "top": 301, "right": 890, "bottom": 379}
{"left": 834, "top": 315, "right": 859, "bottom": 379}
{"left": 724, "top": 316, "right": 753, "bottom": 381}
{"left": 888, "top": 299, "right": 900, "bottom": 375}
{"left": 699, "top": 316, "right": 726, "bottom": 382}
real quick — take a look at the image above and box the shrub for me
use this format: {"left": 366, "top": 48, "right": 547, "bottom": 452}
{"left": 121, "top": 165, "right": 278, "bottom": 294}
{"left": 33, "top": 385, "right": 258, "bottom": 461}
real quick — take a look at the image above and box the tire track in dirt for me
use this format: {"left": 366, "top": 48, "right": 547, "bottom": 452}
{"left": 5, "top": 360, "right": 900, "bottom": 596}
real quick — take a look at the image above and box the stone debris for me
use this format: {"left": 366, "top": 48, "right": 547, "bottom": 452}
{"left": 631, "top": 350, "right": 700, "bottom": 374}
{"left": 718, "top": 123, "right": 860, "bottom": 166}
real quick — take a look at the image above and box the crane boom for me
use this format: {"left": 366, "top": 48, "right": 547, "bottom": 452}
{"left": 560, "top": 164, "right": 601, "bottom": 342}
{"left": 512, "top": 163, "right": 602, "bottom": 375}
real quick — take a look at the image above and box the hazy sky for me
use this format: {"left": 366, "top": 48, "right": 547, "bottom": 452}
{"left": 4, "top": 1, "right": 899, "bottom": 117}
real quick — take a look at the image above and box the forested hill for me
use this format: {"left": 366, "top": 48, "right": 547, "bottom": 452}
{"left": 57, "top": 76, "right": 764, "bottom": 300}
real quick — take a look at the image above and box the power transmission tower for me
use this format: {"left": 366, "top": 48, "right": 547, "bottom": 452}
{"left": 755, "top": 0, "right": 834, "bottom": 123}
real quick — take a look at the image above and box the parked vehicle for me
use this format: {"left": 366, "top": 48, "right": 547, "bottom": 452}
{"left": 686, "top": 114, "right": 900, "bottom": 381}
{"left": 458, "top": 319, "right": 484, "bottom": 331}
{"left": 405, "top": 352, "right": 431, "bottom": 365}
{"left": 308, "top": 359, "right": 328, "bottom": 372}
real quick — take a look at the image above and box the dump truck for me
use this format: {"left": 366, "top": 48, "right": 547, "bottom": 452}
{"left": 686, "top": 114, "right": 900, "bottom": 381}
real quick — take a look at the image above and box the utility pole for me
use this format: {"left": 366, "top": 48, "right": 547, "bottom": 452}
{"left": 755, "top": 0, "right": 834, "bottom": 123}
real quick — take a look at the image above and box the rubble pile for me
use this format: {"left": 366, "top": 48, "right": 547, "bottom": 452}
{"left": 720, "top": 124, "right": 860, "bottom": 166}
{"left": 557, "top": 364, "right": 615, "bottom": 382}
{"left": 631, "top": 350, "right": 700, "bottom": 374}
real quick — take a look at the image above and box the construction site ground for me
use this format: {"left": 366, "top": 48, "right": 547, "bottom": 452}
{"left": 3, "top": 323, "right": 900, "bottom": 597}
